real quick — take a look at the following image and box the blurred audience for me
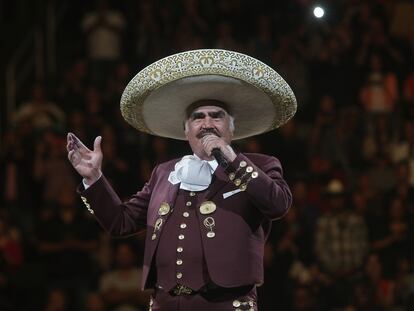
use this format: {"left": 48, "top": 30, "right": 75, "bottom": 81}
{"left": 14, "top": 84, "right": 65, "bottom": 132}
{"left": 82, "top": 0, "right": 126, "bottom": 87}
{"left": 99, "top": 242, "right": 151, "bottom": 311}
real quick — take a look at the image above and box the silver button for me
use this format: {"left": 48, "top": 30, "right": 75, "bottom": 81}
{"left": 176, "top": 259, "right": 183, "bottom": 265}
{"left": 183, "top": 212, "right": 189, "bottom": 217}
{"left": 246, "top": 166, "right": 253, "bottom": 173}
{"left": 177, "top": 247, "right": 183, "bottom": 253}
{"left": 158, "top": 202, "right": 171, "bottom": 215}
{"left": 178, "top": 234, "right": 185, "bottom": 240}
{"left": 186, "top": 201, "right": 192, "bottom": 207}
{"left": 189, "top": 192, "right": 196, "bottom": 197}
{"left": 207, "top": 231, "right": 216, "bottom": 238}
{"left": 180, "top": 223, "right": 187, "bottom": 229}
{"left": 252, "top": 171, "right": 258, "bottom": 178}
{"left": 239, "top": 161, "right": 247, "bottom": 168}
{"left": 176, "top": 272, "right": 183, "bottom": 279}
{"left": 233, "top": 300, "right": 241, "bottom": 307}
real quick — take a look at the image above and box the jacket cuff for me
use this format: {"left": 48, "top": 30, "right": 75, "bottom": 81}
{"left": 224, "top": 154, "right": 260, "bottom": 192}
{"left": 77, "top": 175, "right": 105, "bottom": 215}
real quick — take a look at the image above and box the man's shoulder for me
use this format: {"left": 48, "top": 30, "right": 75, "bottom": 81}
{"left": 242, "top": 152, "right": 280, "bottom": 165}
{"left": 155, "top": 158, "right": 181, "bottom": 171}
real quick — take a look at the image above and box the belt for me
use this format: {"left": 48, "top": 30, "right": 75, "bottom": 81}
{"left": 169, "top": 284, "right": 197, "bottom": 296}
{"left": 166, "top": 283, "right": 255, "bottom": 297}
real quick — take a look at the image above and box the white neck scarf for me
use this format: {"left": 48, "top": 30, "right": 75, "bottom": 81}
{"left": 168, "top": 155, "right": 218, "bottom": 191}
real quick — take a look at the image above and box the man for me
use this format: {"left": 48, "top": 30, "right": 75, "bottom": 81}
{"left": 315, "top": 179, "right": 369, "bottom": 277}
{"left": 314, "top": 179, "right": 369, "bottom": 309}
{"left": 67, "top": 49, "right": 297, "bottom": 310}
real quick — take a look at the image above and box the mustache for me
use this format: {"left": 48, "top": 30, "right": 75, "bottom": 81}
{"left": 196, "top": 128, "right": 221, "bottom": 139}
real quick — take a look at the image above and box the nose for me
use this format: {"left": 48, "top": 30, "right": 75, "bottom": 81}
{"left": 201, "top": 116, "right": 214, "bottom": 128}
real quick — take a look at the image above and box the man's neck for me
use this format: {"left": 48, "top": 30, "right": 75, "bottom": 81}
{"left": 192, "top": 153, "right": 218, "bottom": 173}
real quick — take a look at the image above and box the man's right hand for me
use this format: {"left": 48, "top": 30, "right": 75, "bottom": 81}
{"left": 67, "top": 132, "right": 103, "bottom": 186}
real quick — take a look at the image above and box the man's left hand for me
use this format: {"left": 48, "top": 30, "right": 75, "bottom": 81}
{"left": 201, "top": 134, "right": 237, "bottom": 162}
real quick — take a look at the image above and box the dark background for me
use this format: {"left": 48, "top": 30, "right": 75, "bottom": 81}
{"left": 1, "top": 0, "right": 414, "bottom": 310}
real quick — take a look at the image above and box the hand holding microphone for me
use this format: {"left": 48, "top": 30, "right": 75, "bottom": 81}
{"left": 201, "top": 132, "right": 236, "bottom": 167}
{"left": 211, "top": 148, "right": 229, "bottom": 168}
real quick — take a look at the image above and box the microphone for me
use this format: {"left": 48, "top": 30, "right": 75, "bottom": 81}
{"left": 199, "top": 130, "right": 229, "bottom": 168}
{"left": 212, "top": 148, "right": 228, "bottom": 168}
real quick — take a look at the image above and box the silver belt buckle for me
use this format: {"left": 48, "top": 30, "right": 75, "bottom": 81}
{"left": 173, "top": 284, "right": 193, "bottom": 295}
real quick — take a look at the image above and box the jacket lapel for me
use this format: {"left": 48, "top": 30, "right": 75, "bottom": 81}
{"left": 203, "top": 166, "right": 232, "bottom": 201}
{"left": 162, "top": 161, "right": 180, "bottom": 207}
{"left": 151, "top": 162, "right": 180, "bottom": 221}
{"left": 166, "top": 181, "right": 180, "bottom": 207}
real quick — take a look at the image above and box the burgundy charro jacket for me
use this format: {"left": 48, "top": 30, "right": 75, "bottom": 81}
{"left": 79, "top": 153, "right": 292, "bottom": 290}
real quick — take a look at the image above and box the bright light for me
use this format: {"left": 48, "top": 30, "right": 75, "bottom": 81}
{"left": 313, "top": 6, "right": 324, "bottom": 18}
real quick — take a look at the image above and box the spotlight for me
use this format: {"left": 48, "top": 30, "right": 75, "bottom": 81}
{"left": 313, "top": 6, "right": 325, "bottom": 18}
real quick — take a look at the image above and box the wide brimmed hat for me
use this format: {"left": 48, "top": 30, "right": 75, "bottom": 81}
{"left": 120, "top": 49, "right": 297, "bottom": 140}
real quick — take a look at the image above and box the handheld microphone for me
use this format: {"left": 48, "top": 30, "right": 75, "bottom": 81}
{"left": 199, "top": 130, "right": 229, "bottom": 168}
{"left": 212, "top": 148, "right": 228, "bottom": 168}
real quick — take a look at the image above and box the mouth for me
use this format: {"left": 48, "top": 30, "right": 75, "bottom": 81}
{"left": 197, "top": 128, "right": 221, "bottom": 139}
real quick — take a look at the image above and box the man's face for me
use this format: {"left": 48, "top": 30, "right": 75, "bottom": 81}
{"left": 185, "top": 105, "right": 233, "bottom": 159}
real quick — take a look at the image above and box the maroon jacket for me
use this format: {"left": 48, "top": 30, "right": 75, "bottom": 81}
{"left": 79, "top": 153, "right": 292, "bottom": 290}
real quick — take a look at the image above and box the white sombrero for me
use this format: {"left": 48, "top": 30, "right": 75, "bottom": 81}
{"left": 120, "top": 49, "right": 297, "bottom": 140}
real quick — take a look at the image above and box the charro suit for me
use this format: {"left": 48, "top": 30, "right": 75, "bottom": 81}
{"left": 80, "top": 152, "right": 292, "bottom": 309}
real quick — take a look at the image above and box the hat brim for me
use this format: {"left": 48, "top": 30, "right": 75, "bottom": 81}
{"left": 120, "top": 49, "right": 297, "bottom": 140}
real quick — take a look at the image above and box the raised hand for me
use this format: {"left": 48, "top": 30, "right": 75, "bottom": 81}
{"left": 67, "top": 133, "right": 103, "bottom": 185}
{"left": 201, "top": 134, "right": 236, "bottom": 162}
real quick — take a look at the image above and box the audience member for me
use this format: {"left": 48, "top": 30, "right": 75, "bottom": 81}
{"left": 99, "top": 242, "right": 151, "bottom": 311}
{"left": 14, "top": 83, "right": 65, "bottom": 132}
{"left": 82, "top": 0, "right": 126, "bottom": 87}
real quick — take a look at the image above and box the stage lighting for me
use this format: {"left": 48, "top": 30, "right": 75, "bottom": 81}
{"left": 313, "top": 6, "right": 325, "bottom": 18}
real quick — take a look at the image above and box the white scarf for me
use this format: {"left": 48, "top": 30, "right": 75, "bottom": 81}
{"left": 168, "top": 155, "right": 218, "bottom": 191}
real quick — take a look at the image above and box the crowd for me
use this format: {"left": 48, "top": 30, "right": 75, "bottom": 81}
{"left": 1, "top": 0, "right": 414, "bottom": 310}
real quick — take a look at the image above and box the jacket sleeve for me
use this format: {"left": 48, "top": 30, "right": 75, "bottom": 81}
{"left": 78, "top": 165, "right": 159, "bottom": 237}
{"left": 224, "top": 154, "right": 292, "bottom": 220}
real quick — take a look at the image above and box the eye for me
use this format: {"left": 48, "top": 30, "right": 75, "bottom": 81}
{"left": 209, "top": 111, "right": 225, "bottom": 119}
{"left": 191, "top": 112, "right": 205, "bottom": 120}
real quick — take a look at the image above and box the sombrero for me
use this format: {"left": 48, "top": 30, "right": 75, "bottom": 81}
{"left": 120, "top": 49, "right": 297, "bottom": 140}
